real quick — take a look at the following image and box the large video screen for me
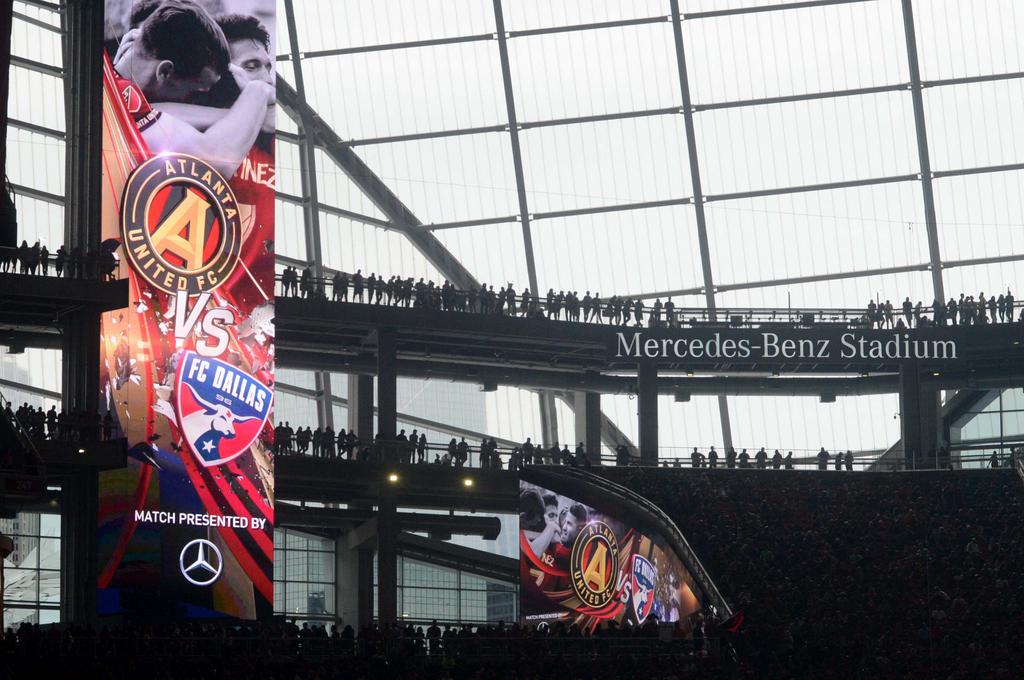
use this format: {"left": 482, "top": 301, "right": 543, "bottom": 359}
{"left": 96, "top": 0, "right": 276, "bottom": 619}
{"left": 519, "top": 481, "right": 701, "bottom": 631}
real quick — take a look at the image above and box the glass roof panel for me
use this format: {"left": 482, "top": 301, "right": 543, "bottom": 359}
{"left": 529, "top": 206, "right": 703, "bottom": 296}
{"left": 293, "top": 0, "right": 495, "bottom": 52}
{"left": 10, "top": 12, "right": 61, "bottom": 66}
{"left": 706, "top": 182, "right": 930, "bottom": 286}
{"left": 714, "top": 270, "right": 935, "bottom": 310}
{"left": 486, "top": 386, "right": 543, "bottom": 444}
{"left": 695, "top": 92, "right": 919, "bottom": 196}
{"left": 11, "top": 194, "right": 64, "bottom": 248}
{"left": 914, "top": 0, "right": 1024, "bottom": 81}
{"left": 275, "top": 200, "right": 309, "bottom": 261}
{"left": 318, "top": 213, "right": 445, "bottom": 283}
{"left": 942, "top": 262, "right": 1023, "bottom": 303}
{"left": 313, "top": 149, "right": 390, "bottom": 221}
{"left": 519, "top": 115, "right": 690, "bottom": 213}
{"left": 357, "top": 134, "right": 518, "bottom": 224}
{"left": 275, "top": 138, "right": 303, "bottom": 196}
{"left": 923, "top": 80, "right": 1024, "bottom": 172}
{"left": 507, "top": 22, "right": 679, "bottom": 121}
{"left": 8, "top": 66, "right": 64, "bottom": 131}
{"left": 932, "top": 171, "right": 1024, "bottom": 262}
{"left": 7, "top": 128, "right": 65, "bottom": 196}
{"left": 684, "top": 0, "right": 907, "bottom": 105}
{"left": 599, "top": 394, "right": 724, "bottom": 455}
{"left": 299, "top": 42, "right": 507, "bottom": 140}
{"left": 503, "top": 0, "right": 667, "bottom": 32}
{"left": 432, "top": 223, "right": 531, "bottom": 286}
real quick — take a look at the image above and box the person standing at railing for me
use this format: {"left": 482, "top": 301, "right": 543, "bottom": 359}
{"left": 772, "top": 449, "right": 782, "bottom": 469}
{"left": 708, "top": 446, "right": 718, "bottom": 468}
{"left": 845, "top": 450, "right": 854, "bottom": 471}
{"left": 989, "top": 451, "right": 1001, "bottom": 468}
{"left": 755, "top": 447, "right": 768, "bottom": 469}
{"left": 833, "top": 451, "right": 843, "bottom": 471}
{"left": 738, "top": 449, "right": 750, "bottom": 468}
{"left": 785, "top": 451, "right": 794, "bottom": 469}
{"left": 725, "top": 447, "right": 737, "bottom": 469}
{"left": 817, "top": 447, "right": 830, "bottom": 470}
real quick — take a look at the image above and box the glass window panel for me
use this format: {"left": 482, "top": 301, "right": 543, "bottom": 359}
{"left": 273, "top": 392, "right": 316, "bottom": 429}
{"left": 318, "top": 213, "right": 446, "bottom": 283}
{"left": 960, "top": 412, "right": 1001, "bottom": 442}
{"left": 39, "top": 514, "right": 61, "bottom": 538}
{"left": 706, "top": 182, "right": 929, "bottom": 286}
{"left": 942, "top": 262, "right": 1023, "bottom": 305}
{"left": 3, "top": 568, "right": 38, "bottom": 600}
{"left": 1003, "top": 410, "right": 1024, "bottom": 438}
{"left": 0, "top": 347, "right": 63, "bottom": 395}
{"left": 37, "top": 570, "right": 60, "bottom": 603}
{"left": 508, "top": 22, "right": 678, "bottom": 121}
{"left": 301, "top": 43, "right": 507, "bottom": 140}
{"left": 915, "top": 0, "right": 1024, "bottom": 81}
{"left": 14, "top": 2, "right": 61, "bottom": 27}
{"left": 520, "top": 116, "right": 690, "bottom": 213}
{"left": 8, "top": 67, "right": 64, "bottom": 131}
{"left": 277, "top": 368, "right": 316, "bottom": 390}
{"left": 924, "top": 80, "right": 1024, "bottom": 172}
{"left": 359, "top": 134, "right": 519, "bottom": 223}
{"left": 695, "top": 92, "right": 918, "bottom": 196}
{"left": 933, "top": 171, "right": 1024, "bottom": 261}
{"left": 432, "top": 223, "right": 530, "bottom": 287}
{"left": 397, "top": 378, "right": 486, "bottom": 433}
{"left": 684, "top": 0, "right": 907, "bottom": 105}
{"left": 715, "top": 270, "right": 935, "bottom": 310}
{"left": 295, "top": 0, "right": 494, "bottom": 52}
{"left": 504, "top": 0, "right": 667, "bottom": 31}
{"left": 11, "top": 194, "right": 64, "bottom": 248}
{"left": 485, "top": 386, "right": 543, "bottom": 445}
{"left": 276, "top": 105, "right": 299, "bottom": 136}
{"left": 727, "top": 394, "right": 901, "bottom": 459}
{"left": 7, "top": 128, "right": 65, "bottom": 196}
{"left": 38, "top": 609, "right": 60, "bottom": 624}
{"left": 599, "top": 394, "right": 723, "bottom": 456}
{"left": 530, "top": 206, "right": 703, "bottom": 296}
{"left": 3, "top": 608, "right": 38, "bottom": 628}
{"left": 314, "top": 149, "right": 389, "bottom": 221}
{"left": 1000, "top": 389, "right": 1024, "bottom": 412}
{"left": 682, "top": 0, "right": 841, "bottom": 12}
{"left": 38, "top": 538, "right": 60, "bottom": 570}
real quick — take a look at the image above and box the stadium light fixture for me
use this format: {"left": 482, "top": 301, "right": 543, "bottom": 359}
{"left": 463, "top": 477, "right": 474, "bottom": 488}
{"left": 387, "top": 472, "right": 399, "bottom": 483}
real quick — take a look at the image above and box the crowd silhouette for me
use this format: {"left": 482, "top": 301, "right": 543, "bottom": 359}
{"left": 599, "top": 467, "right": 1024, "bottom": 679}
{"left": 0, "top": 242, "right": 117, "bottom": 280}
{"left": 3, "top": 403, "right": 115, "bottom": 443}
{"left": 277, "top": 266, "right": 1022, "bottom": 330}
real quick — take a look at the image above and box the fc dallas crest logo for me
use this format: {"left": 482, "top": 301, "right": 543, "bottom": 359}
{"left": 630, "top": 555, "right": 656, "bottom": 624}
{"left": 174, "top": 351, "right": 271, "bottom": 467}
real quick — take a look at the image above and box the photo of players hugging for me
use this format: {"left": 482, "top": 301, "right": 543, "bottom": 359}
{"left": 519, "top": 482, "right": 702, "bottom": 633}
{"left": 104, "top": 0, "right": 275, "bottom": 185}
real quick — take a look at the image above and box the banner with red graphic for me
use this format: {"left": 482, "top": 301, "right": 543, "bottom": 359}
{"left": 519, "top": 481, "right": 702, "bottom": 633}
{"left": 97, "top": 0, "right": 276, "bottom": 620}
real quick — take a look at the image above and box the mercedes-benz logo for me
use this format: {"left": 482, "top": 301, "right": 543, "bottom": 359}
{"left": 179, "top": 538, "right": 223, "bottom": 586}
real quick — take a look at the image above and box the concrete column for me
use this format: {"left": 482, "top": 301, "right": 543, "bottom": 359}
{"left": 62, "top": 311, "right": 100, "bottom": 414}
{"left": 357, "top": 547, "right": 374, "bottom": 628}
{"left": 377, "top": 332, "right": 397, "bottom": 441}
{"left": 347, "top": 374, "right": 374, "bottom": 443}
{"left": 574, "top": 391, "right": 602, "bottom": 465}
{"left": 376, "top": 481, "right": 398, "bottom": 625}
{"left": 335, "top": 535, "right": 358, "bottom": 626}
{"left": 61, "top": 469, "right": 98, "bottom": 623}
{"left": 638, "top": 362, "right": 659, "bottom": 466}
{"left": 899, "top": 365, "right": 941, "bottom": 469}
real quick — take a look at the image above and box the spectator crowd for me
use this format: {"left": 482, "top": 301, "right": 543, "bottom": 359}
{"left": 0, "top": 242, "right": 117, "bottom": 280}
{"left": 277, "top": 266, "right": 1022, "bottom": 330}
{"left": 3, "top": 402, "right": 117, "bottom": 443}
{"left": 0, "top": 618, "right": 726, "bottom": 680}
{"left": 597, "top": 466, "right": 1024, "bottom": 679}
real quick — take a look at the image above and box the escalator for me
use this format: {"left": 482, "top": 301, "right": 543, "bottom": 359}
{"left": 0, "top": 388, "right": 46, "bottom": 503}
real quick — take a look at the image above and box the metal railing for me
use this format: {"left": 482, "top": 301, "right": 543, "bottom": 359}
{"left": 274, "top": 437, "right": 1009, "bottom": 473}
{"left": 0, "top": 244, "right": 117, "bottom": 280}
{"left": 274, "top": 272, "right": 1023, "bottom": 330}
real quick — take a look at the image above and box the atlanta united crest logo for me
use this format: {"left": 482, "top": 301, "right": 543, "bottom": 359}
{"left": 630, "top": 555, "right": 656, "bottom": 624}
{"left": 120, "top": 153, "right": 241, "bottom": 295}
{"left": 570, "top": 522, "right": 619, "bottom": 608}
{"left": 175, "top": 351, "right": 271, "bottom": 467}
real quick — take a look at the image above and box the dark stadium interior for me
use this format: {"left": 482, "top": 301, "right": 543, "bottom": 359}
{"left": 3, "top": 1, "right": 1024, "bottom": 679}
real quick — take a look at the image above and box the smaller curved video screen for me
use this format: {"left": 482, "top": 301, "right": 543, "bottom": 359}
{"left": 519, "top": 481, "right": 701, "bottom": 632}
